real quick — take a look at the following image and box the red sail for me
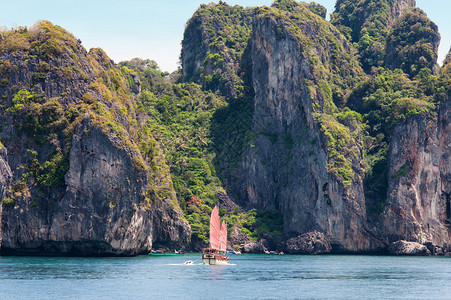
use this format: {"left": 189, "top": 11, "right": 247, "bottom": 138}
{"left": 219, "top": 220, "right": 227, "bottom": 252}
{"left": 209, "top": 206, "right": 221, "bottom": 249}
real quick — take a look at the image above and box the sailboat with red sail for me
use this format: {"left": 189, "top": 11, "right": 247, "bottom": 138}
{"left": 202, "top": 206, "right": 229, "bottom": 265}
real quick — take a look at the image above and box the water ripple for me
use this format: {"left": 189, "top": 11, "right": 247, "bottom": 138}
{"left": 1, "top": 255, "right": 451, "bottom": 299}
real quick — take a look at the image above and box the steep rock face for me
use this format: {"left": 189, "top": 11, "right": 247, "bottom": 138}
{"left": 1, "top": 116, "right": 190, "bottom": 255}
{"left": 379, "top": 97, "right": 451, "bottom": 247}
{"left": 230, "top": 3, "right": 379, "bottom": 252}
{"left": 0, "top": 22, "right": 190, "bottom": 255}
{"left": 0, "top": 147, "right": 13, "bottom": 247}
{"left": 0, "top": 147, "right": 12, "bottom": 199}
{"left": 181, "top": 2, "right": 253, "bottom": 97}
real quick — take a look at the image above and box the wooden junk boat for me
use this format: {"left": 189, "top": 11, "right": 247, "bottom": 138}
{"left": 202, "top": 206, "right": 229, "bottom": 265}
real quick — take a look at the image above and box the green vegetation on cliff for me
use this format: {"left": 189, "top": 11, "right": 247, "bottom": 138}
{"left": 272, "top": 0, "right": 326, "bottom": 19}
{"left": 181, "top": 2, "right": 253, "bottom": 97}
{"left": 306, "top": 2, "right": 327, "bottom": 18}
{"left": 1, "top": 0, "right": 449, "bottom": 253}
{"left": 0, "top": 21, "right": 80, "bottom": 58}
{"left": 331, "top": 0, "right": 396, "bottom": 71}
{"left": 120, "top": 58, "right": 262, "bottom": 246}
{"left": 0, "top": 22, "right": 174, "bottom": 216}
{"left": 331, "top": 0, "right": 440, "bottom": 78}
{"left": 347, "top": 67, "right": 436, "bottom": 214}
{"left": 314, "top": 109, "right": 365, "bottom": 186}
{"left": 438, "top": 49, "right": 451, "bottom": 100}
{"left": 385, "top": 8, "right": 440, "bottom": 78}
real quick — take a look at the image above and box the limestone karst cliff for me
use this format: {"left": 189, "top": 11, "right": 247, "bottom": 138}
{"left": 180, "top": 0, "right": 449, "bottom": 254}
{"left": 0, "top": 21, "right": 190, "bottom": 255}
{"left": 378, "top": 96, "right": 450, "bottom": 248}
{"left": 232, "top": 2, "right": 375, "bottom": 252}
{"left": 0, "top": 0, "right": 449, "bottom": 256}
{"left": 375, "top": 48, "right": 451, "bottom": 251}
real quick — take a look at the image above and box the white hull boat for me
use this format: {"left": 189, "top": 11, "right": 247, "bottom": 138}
{"left": 202, "top": 249, "right": 229, "bottom": 265}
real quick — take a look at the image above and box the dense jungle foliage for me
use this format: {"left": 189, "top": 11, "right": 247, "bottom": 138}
{"left": 1, "top": 0, "right": 449, "bottom": 250}
{"left": 385, "top": 8, "right": 440, "bottom": 78}
{"left": 331, "top": 0, "right": 439, "bottom": 76}
{"left": 181, "top": 1, "right": 254, "bottom": 98}
{"left": 331, "top": 0, "right": 395, "bottom": 71}
{"left": 120, "top": 58, "right": 283, "bottom": 247}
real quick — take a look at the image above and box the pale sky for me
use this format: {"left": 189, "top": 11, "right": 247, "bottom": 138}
{"left": 0, "top": 0, "right": 449, "bottom": 72}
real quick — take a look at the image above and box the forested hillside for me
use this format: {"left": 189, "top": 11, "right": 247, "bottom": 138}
{"left": 0, "top": 0, "right": 450, "bottom": 255}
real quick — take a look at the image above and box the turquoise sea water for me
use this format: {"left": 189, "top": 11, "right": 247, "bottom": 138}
{"left": 1, "top": 254, "right": 451, "bottom": 299}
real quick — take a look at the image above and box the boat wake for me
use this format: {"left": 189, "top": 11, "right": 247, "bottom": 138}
{"left": 165, "top": 262, "right": 236, "bottom": 266}
{"left": 165, "top": 263, "right": 204, "bottom": 266}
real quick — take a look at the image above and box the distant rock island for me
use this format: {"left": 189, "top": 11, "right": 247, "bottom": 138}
{"left": 0, "top": 0, "right": 450, "bottom": 256}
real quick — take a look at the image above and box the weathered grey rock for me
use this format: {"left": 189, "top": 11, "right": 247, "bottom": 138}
{"left": 1, "top": 116, "right": 191, "bottom": 256}
{"left": 388, "top": 240, "right": 431, "bottom": 256}
{"left": 0, "top": 147, "right": 13, "bottom": 250}
{"left": 242, "top": 241, "right": 266, "bottom": 254}
{"left": 0, "top": 22, "right": 191, "bottom": 256}
{"left": 230, "top": 225, "right": 252, "bottom": 247}
{"left": 229, "top": 4, "right": 380, "bottom": 253}
{"left": 129, "top": 73, "right": 141, "bottom": 94}
{"left": 0, "top": 147, "right": 12, "bottom": 200}
{"left": 424, "top": 242, "right": 445, "bottom": 256}
{"left": 286, "top": 231, "right": 331, "bottom": 255}
{"left": 380, "top": 97, "right": 451, "bottom": 249}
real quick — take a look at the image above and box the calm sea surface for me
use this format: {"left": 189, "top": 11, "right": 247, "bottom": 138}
{"left": 1, "top": 254, "right": 450, "bottom": 299}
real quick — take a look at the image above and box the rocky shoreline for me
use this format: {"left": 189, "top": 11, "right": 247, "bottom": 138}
{"left": 1, "top": 1, "right": 451, "bottom": 257}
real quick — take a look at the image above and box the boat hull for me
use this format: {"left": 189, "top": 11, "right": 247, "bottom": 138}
{"left": 202, "top": 249, "right": 229, "bottom": 265}
{"left": 202, "top": 256, "right": 229, "bottom": 265}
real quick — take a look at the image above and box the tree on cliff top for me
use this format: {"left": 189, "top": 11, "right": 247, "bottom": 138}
{"left": 385, "top": 8, "right": 440, "bottom": 78}
{"left": 331, "top": 0, "right": 419, "bottom": 73}
{"left": 181, "top": 2, "right": 254, "bottom": 98}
